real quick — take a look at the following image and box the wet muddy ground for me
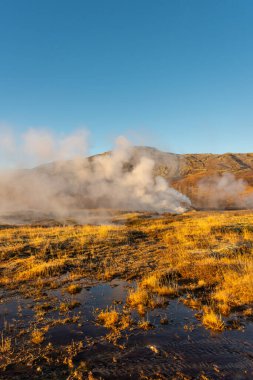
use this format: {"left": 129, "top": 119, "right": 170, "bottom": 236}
{"left": 1, "top": 279, "right": 253, "bottom": 379}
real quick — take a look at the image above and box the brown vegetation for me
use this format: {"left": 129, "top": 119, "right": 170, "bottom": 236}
{"left": 1, "top": 210, "right": 253, "bottom": 316}
{"left": 1, "top": 210, "right": 253, "bottom": 377}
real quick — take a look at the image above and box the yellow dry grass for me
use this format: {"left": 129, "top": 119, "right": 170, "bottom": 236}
{"left": 202, "top": 308, "right": 224, "bottom": 331}
{"left": 15, "top": 258, "right": 67, "bottom": 281}
{"left": 66, "top": 283, "right": 82, "bottom": 294}
{"left": 31, "top": 329, "right": 45, "bottom": 344}
{"left": 0, "top": 333, "right": 12, "bottom": 353}
{"left": 97, "top": 309, "right": 132, "bottom": 331}
{"left": 213, "top": 262, "right": 253, "bottom": 308}
{"left": 1, "top": 210, "right": 253, "bottom": 316}
{"left": 97, "top": 309, "right": 120, "bottom": 328}
{"left": 141, "top": 272, "right": 178, "bottom": 297}
{"left": 127, "top": 287, "right": 150, "bottom": 308}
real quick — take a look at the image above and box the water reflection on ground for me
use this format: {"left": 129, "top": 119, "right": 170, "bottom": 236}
{"left": 1, "top": 279, "right": 253, "bottom": 379}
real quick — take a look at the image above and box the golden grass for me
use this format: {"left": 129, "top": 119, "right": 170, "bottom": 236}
{"left": 160, "top": 211, "right": 253, "bottom": 312}
{"left": 181, "top": 297, "right": 202, "bottom": 310}
{"left": 155, "top": 285, "right": 178, "bottom": 296}
{"left": 15, "top": 258, "right": 67, "bottom": 281}
{"left": 1, "top": 210, "right": 253, "bottom": 319}
{"left": 31, "top": 329, "right": 45, "bottom": 344}
{"left": 138, "top": 320, "right": 153, "bottom": 330}
{"left": 202, "top": 308, "right": 224, "bottom": 331}
{"left": 127, "top": 283, "right": 167, "bottom": 314}
{"left": 97, "top": 309, "right": 133, "bottom": 331}
{"left": 59, "top": 301, "right": 81, "bottom": 312}
{"left": 213, "top": 262, "right": 253, "bottom": 308}
{"left": 66, "top": 283, "right": 82, "bottom": 294}
{"left": 97, "top": 309, "right": 120, "bottom": 328}
{"left": 0, "top": 333, "right": 12, "bottom": 353}
{"left": 128, "top": 272, "right": 178, "bottom": 310}
{"left": 127, "top": 287, "right": 150, "bottom": 308}
{"left": 1, "top": 210, "right": 253, "bottom": 376}
{"left": 243, "top": 307, "right": 253, "bottom": 316}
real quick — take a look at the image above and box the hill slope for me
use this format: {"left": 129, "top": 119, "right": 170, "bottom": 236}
{"left": 88, "top": 147, "right": 253, "bottom": 209}
{"left": 1, "top": 147, "right": 253, "bottom": 223}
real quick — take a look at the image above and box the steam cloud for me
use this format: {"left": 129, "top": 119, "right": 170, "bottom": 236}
{"left": 0, "top": 128, "right": 191, "bottom": 223}
{"left": 0, "top": 127, "right": 89, "bottom": 167}
{"left": 197, "top": 173, "right": 253, "bottom": 209}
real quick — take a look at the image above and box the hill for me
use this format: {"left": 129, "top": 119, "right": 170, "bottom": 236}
{"left": 88, "top": 147, "right": 253, "bottom": 209}
{"left": 1, "top": 147, "right": 253, "bottom": 225}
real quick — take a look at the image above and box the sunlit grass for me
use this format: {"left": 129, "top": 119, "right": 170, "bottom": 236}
{"left": 1, "top": 210, "right": 253, "bottom": 319}
{"left": 97, "top": 309, "right": 120, "bottom": 328}
{"left": 0, "top": 333, "right": 12, "bottom": 353}
{"left": 202, "top": 307, "right": 224, "bottom": 331}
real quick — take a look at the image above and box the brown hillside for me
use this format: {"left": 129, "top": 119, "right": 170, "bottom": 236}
{"left": 113, "top": 147, "right": 253, "bottom": 209}
{"left": 158, "top": 152, "right": 253, "bottom": 209}
{"left": 35, "top": 147, "right": 253, "bottom": 210}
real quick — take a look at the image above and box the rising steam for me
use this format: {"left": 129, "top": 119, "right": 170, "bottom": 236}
{"left": 0, "top": 128, "right": 191, "bottom": 223}
{"left": 197, "top": 173, "right": 253, "bottom": 209}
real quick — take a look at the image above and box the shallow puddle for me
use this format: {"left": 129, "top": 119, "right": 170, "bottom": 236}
{"left": 1, "top": 279, "right": 253, "bottom": 379}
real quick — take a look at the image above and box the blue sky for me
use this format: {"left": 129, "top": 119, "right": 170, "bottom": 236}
{"left": 0, "top": 0, "right": 253, "bottom": 155}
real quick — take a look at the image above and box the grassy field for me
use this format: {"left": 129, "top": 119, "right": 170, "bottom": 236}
{"left": 1, "top": 210, "right": 253, "bottom": 313}
{"left": 0, "top": 210, "right": 253, "bottom": 378}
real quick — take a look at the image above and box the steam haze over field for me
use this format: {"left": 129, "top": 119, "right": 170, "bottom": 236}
{"left": 0, "top": 128, "right": 192, "bottom": 222}
{"left": 1, "top": 127, "right": 253, "bottom": 224}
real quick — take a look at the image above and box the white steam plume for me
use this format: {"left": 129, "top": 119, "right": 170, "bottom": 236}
{"left": 0, "top": 127, "right": 89, "bottom": 168}
{"left": 0, "top": 130, "right": 191, "bottom": 223}
{"left": 197, "top": 173, "right": 253, "bottom": 209}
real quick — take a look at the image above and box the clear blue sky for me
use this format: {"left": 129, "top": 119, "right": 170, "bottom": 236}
{"left": 1, "top": 0, "right": 253, "bottom": 154}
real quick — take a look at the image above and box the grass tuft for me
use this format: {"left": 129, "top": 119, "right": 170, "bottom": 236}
{"left": 202, "top": 308, "right": 224, "bottom": 331}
